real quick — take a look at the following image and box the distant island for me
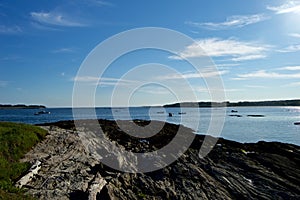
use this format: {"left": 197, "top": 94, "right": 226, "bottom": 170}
{"left": 0, "top": 104, "right": 46, "bottom": 109}
{"left": 164, "top": 99, "right": 300, "bottom": 107}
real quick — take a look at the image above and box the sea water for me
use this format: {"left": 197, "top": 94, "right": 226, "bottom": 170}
{"left": 0, "top": 106, "right": 299, "bottom": 145}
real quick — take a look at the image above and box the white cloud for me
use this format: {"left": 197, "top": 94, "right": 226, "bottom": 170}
{"left": 237, "top": 70, "right": 300, "bottom": 79}
{"left": 267, "top": 1, "right": 300, "bottom": 14}
{"left": 31, "top": 11, "right": 87, "bottom": 27}
{"left": 138, "top": 86, "right": 170, "bottom": 95}
{"left": 157, "top": 70, "right": 228, "bottom": 80}
{"left": 278, "top": 66, "right": 300, "bottom": 71}
{"left": 289, "top": 33, "right": 300, "bottom": 38}
{"left": 31, "top": 22, "right": 61, "bottom": 31}
{"left": 186, "top": 14, "right": 268, "bottom": 30}
{"left": 231, "top": 54, "right": 266, "bottom": 61}
{"left": 87, "top": 0, "right": 113, "bottom": 7}
{"left": 170, "top": 38, "right": 269, "bottom": 61}
{"left": 245, "top": 85, "right": 268, "bottom": 89}
{"left": 73, "top": 76, "right": 98, "bottom": 82}
{"left": 73, "top": 76, "right": 137, "bottom": 87}
{"left": 284, "top": 82, "right": 300, "bottom": 87}
{"left": 0, "top": 25, "right": 22, "bottom": 34}
{"left": 215, "top": 63, "right": 240, "bottom": 67}
{"left": 52, "top": 48, "right": 75, "bottom": 53}
{"left": 278, "top": 44, "right": 300, "bottom": 53}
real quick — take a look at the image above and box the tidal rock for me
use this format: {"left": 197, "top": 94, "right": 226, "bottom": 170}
{"left": 17, "top": 120, "right": 300, "bottom": 199}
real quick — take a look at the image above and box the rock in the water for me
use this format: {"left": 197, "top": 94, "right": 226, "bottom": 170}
{"left": 247, "top": 114, "right": 265, "bottom": 117}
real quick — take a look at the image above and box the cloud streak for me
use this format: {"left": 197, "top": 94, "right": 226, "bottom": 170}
{"left": 0, "top": 25, "right": 22, "bottom": 34}
{"left": 157, "top": 70, "right": 228, "bottom": 80}
{"left": 267, "top": 1, "right": 300, "bottom": 14}
{"left": 87, "top": 0, "right": 114, "bottom": 7}
{"left": 278, "top": 44, "right": 300, "bottom": 53}
{"left": 289, "top": 33, "right": 300, "bottom": 38}
{"left": 186, "top": 14, "right": 268, "bottom": 30}
{"left": 0, "top": 81, "right": 8, "bottom": 87}
{"left": 73, "top": 76, "right": 137, "bottom": 87}
{"left": 231, "top": 54, "right": 266, "bottom": 62}
{"left": 278, "top": 66, "right": 300, "bottom": 71}
{"left": 31, "top": 11, "right": 87, "bottom": 27}
{"left": 170, "top": 38, "right": 269, "bottom": 61}
{"left": 237, "top": 70, "right": 300, "bottom": 79}
{"left": 52, "top": 48, "right": 75, "bottom": 53}
{"left": 284, "top": 82, "right": 300, "bottom": 87}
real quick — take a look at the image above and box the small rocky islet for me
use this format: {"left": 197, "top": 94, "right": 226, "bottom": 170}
{"left": 18, "top": 119, "right": 300, "bottom": 199}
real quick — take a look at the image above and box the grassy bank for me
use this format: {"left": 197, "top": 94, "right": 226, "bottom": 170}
{"left": 0, "top": 122, "right": 47, "bottom": 199}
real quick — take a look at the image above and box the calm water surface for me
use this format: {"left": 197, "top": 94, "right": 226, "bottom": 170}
{"left": 0, "top": 107, "right": 299, "bottom": 145}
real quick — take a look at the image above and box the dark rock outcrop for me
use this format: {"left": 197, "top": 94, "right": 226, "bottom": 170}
{"left": 20, "top": 120, "right": 300, "bottom": 199}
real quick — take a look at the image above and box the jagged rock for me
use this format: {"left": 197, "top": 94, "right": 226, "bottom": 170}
{"left": 18, "top": 120, "right": 300, "bottom": 199}
{"left": 88, "top": 172, "right": 107, "bottom": 200}
{"left": 16, "top": 160, "right": 41, "bottom": 188}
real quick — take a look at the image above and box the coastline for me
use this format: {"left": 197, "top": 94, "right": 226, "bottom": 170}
{"left": 163, "top": 99, "right": 300, "bottom": 107}
{"left": 16, "top": 119, "right": 300, "bottom": 199}
{"left": 0, "top": 104, "right": 46, "bottom": 109}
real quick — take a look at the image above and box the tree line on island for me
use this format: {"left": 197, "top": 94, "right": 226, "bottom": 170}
{"left": 0, "top": 104, "right": 46, "bottom": 109}
{"left": 1, "top": 99, "right": 300, "bottom": 109}
{"left": 163, "top": 99, "right": 300, "bottom": 107}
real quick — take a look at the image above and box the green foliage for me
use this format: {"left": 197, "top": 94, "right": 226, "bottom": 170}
{"left": 0, "top": 122, "right": 47, "bottom": 199}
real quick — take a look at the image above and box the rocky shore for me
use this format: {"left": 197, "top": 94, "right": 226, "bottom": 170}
{"left": 19, "top": 119, "right": 300, "bottom": 199}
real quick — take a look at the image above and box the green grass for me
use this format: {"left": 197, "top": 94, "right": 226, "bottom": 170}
{"left": 0, "top": 122, "right": 47, "bottom": 199}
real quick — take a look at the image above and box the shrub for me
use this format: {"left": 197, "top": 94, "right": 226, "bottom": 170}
{"left": 0, "top": 122, "right": 47, "bottom": 199}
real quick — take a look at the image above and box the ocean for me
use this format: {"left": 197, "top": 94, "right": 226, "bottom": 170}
{"left": 0, "top": 106, "right": 299, "bottom": 146}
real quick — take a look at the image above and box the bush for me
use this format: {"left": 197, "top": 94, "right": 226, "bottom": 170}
{"left": 0, "top": 122, "right": 47, "bottom": 199}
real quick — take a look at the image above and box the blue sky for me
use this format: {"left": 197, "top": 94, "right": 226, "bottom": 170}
{"left": 1, "top": 0, "right": 300, "bottom": 107}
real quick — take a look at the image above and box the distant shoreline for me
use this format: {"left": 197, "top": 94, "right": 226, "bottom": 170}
{"left": 1, "top": 99, "right": 300, "bottom": 109}
{"left": 163, "top": 99, "right": 300, "bottom": 108}
{"left": 0, "top": 104, "right": 46, "bottom": 109}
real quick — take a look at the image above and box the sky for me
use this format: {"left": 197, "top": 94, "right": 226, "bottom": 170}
{"left": 1, "top": 0, "right": 300, "bottom": 107}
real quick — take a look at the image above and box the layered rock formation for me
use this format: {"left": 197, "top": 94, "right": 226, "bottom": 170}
{"left": 19, "top": 120, "right": 300, "bottom": 199}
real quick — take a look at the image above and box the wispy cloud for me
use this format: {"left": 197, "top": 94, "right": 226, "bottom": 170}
{"left": 245, "top": 85, "right": 268, "bottom": 89}
{"left": 284, "top": 82, "right": 300, "bottom": 87}
{"left": 73, "top": 76, "right": 98, "bottom": 82}
{"left": 31, "top": 22, "right": 61, "bottom": 31}
{"left": 0, "top": 55, "right": 22, "bottom": 61}
{"left": 277, "top": 66, "right": 300, "bottom": 71}
{"left": 231, "top": 54, "right": 266, "bottom": 62}
{"left": 73, "top": 76, "right": 137, "bottom": 87}
{"left": 194, "top": 86, "right": 241, "bottom": 93}
{"left": 289, "top": 33, "right": 300, "bottom": 38}
{"left": 31, "top": 11, "right": 87, "bottom": 27}
{"left": 86, "top": 0, "right": 114, "bottom": 7}
{"left": 169, "top": 38, "right": 270, "bottom": 61}
{"left": 52, "top": 48, "right": 75, "bottom": 53}
{"left": 157, "top": 70, "right": 228, "bottom": 80}
{"left": 0, "top": 81, "right": 8, "bottom": 87}
{"left": 267, "top": 1, "right": 300, "bottom": 14}
{"left": 0, "top": 25, "right": 22, "bottom": 34}
{"left": 186, "top": 14, "right": 268, "bottom": 30}
{"left": 236, "top": 70, "right": 300, "bottom": 79}
{"left": 216, "top": 63, "right": 240, "bottom": 67}
{"left": 138, "top": 86, "right": 170, "bottom": 95}
{"left": 278, "top": 44, "right": 300, "bottom": 53}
